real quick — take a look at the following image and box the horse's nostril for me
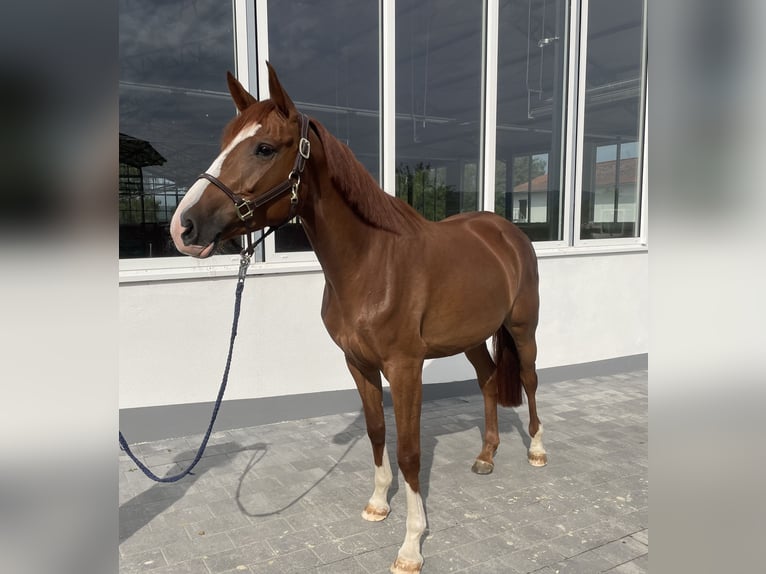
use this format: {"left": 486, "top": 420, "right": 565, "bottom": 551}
{"left": 180, "top": 217, "right": 197, "bottom": 245}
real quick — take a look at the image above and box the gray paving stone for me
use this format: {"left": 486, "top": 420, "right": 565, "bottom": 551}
{"left": 606, "top": 552, "right": 649, "bottom": 573}
{"left": 202, "top": 541, "right": 274, "bottom": 573}
{"left": 228, "top": 519, "right": 294, "bottom": 547}
{"left": 119, "top": 525, "right": 190, "bottom": 558}
{"left": 549, "top": 548, "right": 618, "bottom": 573}
{"left": 590, "top": 535, "right": 649, "bottom": 566}
{"left": 316, "top": 557, "right": 371, "bottom": 573}
{"left": 631, "top": 528, "right": 648, "bottom": 546}
{"left": 420, "top": 548, "right": 473, "bottom": 572}
{"left": 118, "top": 548, "right": 167, "bottom": 572}
{"left": 162, "top": 531, "right": 234, "bottom": 565}
{"left": 311, "top": 531, "right": 378, "bottom": 563}
{"left": 451, "top": 533, "right": 520, "bottom": 565}
{"left": 141, "top": 558, "right": 210, "bottom": 574}
{"left": 265, "top": 525, "right": 336, "bottom": 556}
{"left": 119, "top": 370, "right": 648, "bottom": 573}
{"left": 507, "top": 542, "right": 568, "bottom": 572}
{"left": 460, "top": 556, "right": 525, "bottom": 573}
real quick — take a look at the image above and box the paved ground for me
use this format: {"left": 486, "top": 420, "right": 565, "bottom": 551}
{"left": 119, "top": 370, "right": 648, "bottom": 573}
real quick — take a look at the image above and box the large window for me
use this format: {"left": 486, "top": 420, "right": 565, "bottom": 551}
{"left": 266, "top": 0, "right": 380, "bottom": 255}
{"left": 394, "top": 0, "right": 484, "bottom": 220}
{"left": 119, "top": 0, "right": 239, "bottom": 259}
{"left": 495, "top": 0, "right": 568, "bottom": 241}
{"left": 578, "top": 0, "right": 646, "bottom": 240}
{"left": 118, "top": 0, "right": 648, "bottom": 274}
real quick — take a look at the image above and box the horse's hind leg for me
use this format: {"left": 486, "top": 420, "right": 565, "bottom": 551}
{"left": 465, "top": 344, "right": 499, "bottom": 474}
{"left": 345, "top": 358, "right": 392, "bottom": 521}
{"left": 507, "top": 321, "right": 547, "bottom": 466}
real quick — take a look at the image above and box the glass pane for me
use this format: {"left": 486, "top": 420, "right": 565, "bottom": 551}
{"left": 267, "top": 0, "right": 380, "bottom": 253}
{"left": 495, "top": 0, "right": 567, "bottom": 241}
{"left": 119, "top": 0, "right": 238, "bottom": 258}
{"left": 395, "top": 0, "right": 483, "bottom": 220}
{"left": 579, "top": 0, "right": 645, "bottom": 239}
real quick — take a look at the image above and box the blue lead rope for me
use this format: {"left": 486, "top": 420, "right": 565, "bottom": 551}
{"left": 119, "top": 230, "right": 270, "bottom": 482}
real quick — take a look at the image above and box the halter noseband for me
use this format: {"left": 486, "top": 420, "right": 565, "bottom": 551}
{"left": 197, "top": 112, "right": 311, "bottom": 226}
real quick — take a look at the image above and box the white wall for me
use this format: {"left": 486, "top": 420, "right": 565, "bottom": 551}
{"left": 119, "top": 250, "right": 647, "bottom": 409}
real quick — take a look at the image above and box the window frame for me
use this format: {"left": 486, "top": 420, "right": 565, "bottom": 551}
{"left": 571, "top": 0, "right": 648, "bottom": 249}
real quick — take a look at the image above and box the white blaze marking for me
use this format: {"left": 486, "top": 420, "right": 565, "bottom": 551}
{"left": 179, "top": 122, "right": 262, "bottom": 213}
{"left": 169, "top": 122, "right": 262, "bottom": 253}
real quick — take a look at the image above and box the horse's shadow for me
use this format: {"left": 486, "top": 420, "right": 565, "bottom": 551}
{"left": 328, "top": 388, "right": 529, "bottom": 509}
{"left": 121, "top": 390, "right": 530, "bottom": 542}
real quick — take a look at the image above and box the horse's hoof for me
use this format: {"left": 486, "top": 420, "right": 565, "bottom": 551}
{"left": 390, "top": 556, "right": 423, "bottom": 574}
{"left": 471, "top": 459, "right": 494, "bottom": 475}
{"left": 362, "top": 503, "right": 390, "bottom": 522}
{"left": 528, "top": 451, "right": 547, "bottom": 467}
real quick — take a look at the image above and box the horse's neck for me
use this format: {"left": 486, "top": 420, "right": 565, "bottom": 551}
{"left": 299, "top": 173, "right": 386, "bottom": 288}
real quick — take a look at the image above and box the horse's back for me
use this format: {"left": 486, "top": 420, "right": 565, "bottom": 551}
{"left": 436, "top": 211, "right": 537, "bottom": 274}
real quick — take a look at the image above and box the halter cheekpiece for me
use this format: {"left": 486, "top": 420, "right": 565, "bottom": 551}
{"left": 197, "top": 113, "right": 311, "bottom": 225}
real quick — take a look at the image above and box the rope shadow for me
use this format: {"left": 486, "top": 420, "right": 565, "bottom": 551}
{"left": 234, "top": 434, "right": 362, "bottom": 518}
{"left": 230, "top": 388, "right": 532, "bottom": 522}
{"left": 119, "top": 441, "right": 246, "bottom": 542}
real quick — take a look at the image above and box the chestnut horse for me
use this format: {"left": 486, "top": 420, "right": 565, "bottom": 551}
{"left": 170, "top": 64, "right": 546, "bottom": 574}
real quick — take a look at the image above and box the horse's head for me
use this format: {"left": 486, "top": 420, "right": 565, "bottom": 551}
{"left": 170, "top": 64, "right": 307, "bottom": 257}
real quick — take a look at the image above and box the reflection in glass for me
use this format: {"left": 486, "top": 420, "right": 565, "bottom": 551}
{"left": 579, "top": 0, "right": 645, "bottom": 239}
{"left": 395, "top": 0, "right": 483, "bottom": 221}
{"left": 495, "top": 0, "right": 567, "bottom": 241}
{"left": 267, "top": 0, "right": 380, "bottom": 253}
{"left": 119, "top": 0, "right": 238, "bottom": 258}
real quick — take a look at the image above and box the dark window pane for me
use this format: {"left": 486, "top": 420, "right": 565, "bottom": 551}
{"left": 119, "top": 0, "right": 239, "bottom": 259}
{"left": 395, "top": 0, "right": 483, "bottom": 221}
{"left": 579, "top": 0, "right": 645, "bottom": 239}
{"left": 267, "top": 0, "right": 380, "bottom": 253}
{"left": 495, "top": 0, "right": 568, "bottom": 241}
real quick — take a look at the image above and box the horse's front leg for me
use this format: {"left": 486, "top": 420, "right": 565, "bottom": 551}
{"left": 385, "top": 360, "right": 427, "bottom": 574}
{"left": 345, "top": 358, "right": 392, "bottom": 521}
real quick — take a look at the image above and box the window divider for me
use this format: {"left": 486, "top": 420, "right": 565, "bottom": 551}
{"left": 381, "top": 0, "right": 396, "bottom": 196}
{"left": 481, "top": 0, "right": 500, "bottom": 213}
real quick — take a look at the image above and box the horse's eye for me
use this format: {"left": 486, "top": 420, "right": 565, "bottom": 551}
{"left": 255, "top": 143, "right": 275, "bottom": 158}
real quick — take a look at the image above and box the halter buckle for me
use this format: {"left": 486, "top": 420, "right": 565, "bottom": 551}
{"left": 235, "top": 199, "right": 254, "bottom": 221}
{"left": 299, "top": 137, "right": 311, "bottom": 160}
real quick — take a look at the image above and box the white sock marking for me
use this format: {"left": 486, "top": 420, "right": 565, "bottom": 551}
{"left": 397, "top": 482, "right": 426, "bottom": 566}
{"left": 368, "top": 446, "right": 392, "bottom": 511}
{"left": 530, "top": 423, "right": 545, "bottom": 455}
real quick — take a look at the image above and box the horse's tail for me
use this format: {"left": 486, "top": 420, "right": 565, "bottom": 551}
{"left": 493, "top": 325, "right": 523, "bottom": 408}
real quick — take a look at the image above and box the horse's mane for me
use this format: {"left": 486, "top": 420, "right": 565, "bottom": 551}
{"left": 311, "top": 119, "right": 425, "bottom": 234}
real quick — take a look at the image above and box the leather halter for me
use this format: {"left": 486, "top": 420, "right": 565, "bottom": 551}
{"left": 197, "top": 113, "right": 311, "bottom": 226}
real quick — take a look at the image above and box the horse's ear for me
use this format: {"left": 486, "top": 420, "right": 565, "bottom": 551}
{"left": 226, "top": 71, "right": 257, "bottom": 112}
{"left": 266, "top": 62, "right": 296, "bottom": 118}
